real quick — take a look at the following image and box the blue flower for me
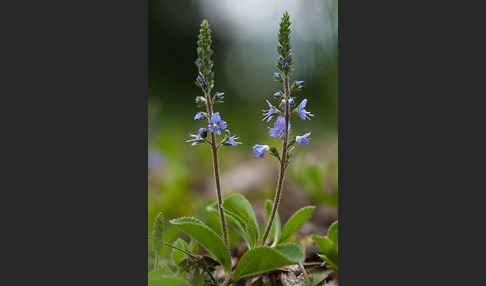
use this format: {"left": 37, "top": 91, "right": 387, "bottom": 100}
{"left": 295, "top": 80, "right": 304, "bottom": 86}
{"left": 195, "top": 96, "right": 205, "bottom": 104}
{"left": 216, "top": 92, "right": 224, "bottom": 98}
{"left": 273, "top": 72, "right": 280, "bottom": 80}
{"left": 262, "top": 100, "right": 278, "bottom": 122}
{"left": 194, "top": 112, "right": 204, "bottom": 120}
{"left": 269, "top": 116, "right": 289, "bottom": 139}
{"left": 208, "top": 112, "right": 227, "bottom": 135}
{"left": 197, "top": 74, "right": 207, "bottom": 88}
{"left": 253, "top": 144, "right": 269, "bottom": 158}
{"left": 203, "top": 56, "right": 213, "bottom": 65}
{"left": 225, "top": 130, "right": 242, "bottom": 146}
{"left": 273, "top": 91, "right": 282, "bottom": 98}
{"left": 297, "top": 99, "right": 314, "bottom": 120}
{"left": 296, "top": 132, "right": 311, "bottom": 145}
{"left": 186, "top": 128, "right": 207, "bottom": 146}
{"left": 288, "top": 97, "right": 295, "bottom": 105}
{"left": 287, "top": 55, "right": 292, "bottom": 62}
{"left": 284, "top": 62, "right": 289, "bottom": 70}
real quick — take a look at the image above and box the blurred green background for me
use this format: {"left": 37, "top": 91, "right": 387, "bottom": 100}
{"left": 148, "top": 0, "right": 338, "bottom": 266}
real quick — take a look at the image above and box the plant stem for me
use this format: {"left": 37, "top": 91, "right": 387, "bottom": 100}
{"left": 205, "top": 91, "right": 229, "bottom": 247}
{"left": 200, "top": 258, "right": 219, "bottom": 286}
{"left": 220, "top": 273, "right": 232, "bottom": 286}
{"left": 299, "top": 262, "right": 310, "bottom": 282}
{"left": 162, "top": 242, "right": 199, "bottom": 259}
{"left": 261, "top": 75, "right": 291, "bottom": 245}
{"left": 210, "top": 134, "right": 228, "bottom": 247}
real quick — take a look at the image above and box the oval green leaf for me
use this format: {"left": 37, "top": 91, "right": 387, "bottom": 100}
{"left": 222, "top": 194, "right": 260, "bottom": 248}
{"left": 232, "top": 242, "right": 304, "bottom": 281}
{"left": 206, "top": 202, "right": 252, "bottom": 247}
{"left": 279, "top": 206, "right": 315, "bottom": 243}
{"left": 313, "top": 235, "right": 338, "bottom": 267}
{"left": 328, "top": 220, "right": 338, "bottom": 245}
{"left": 170, "top": 217, "right": 231, "bottom": 272}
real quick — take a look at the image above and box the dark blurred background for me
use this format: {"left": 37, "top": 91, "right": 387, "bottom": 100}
{"left": 148, "top": 0, "right": 338, "bottom": 262}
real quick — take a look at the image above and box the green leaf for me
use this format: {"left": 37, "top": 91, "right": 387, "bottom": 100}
{"left": 148, "top": 274, "right": 191, "bottom": 286}
{"left": 313, "top": 235, "right": 338, "bottom": 270}
{"left": 318, "top": 254, "right": 338, "bottom": 271}
{"left": 206, "top": 202, "right": 251, "bottom": 247}
{"left": 170, "top": 217, "right": 231, "bottom": 272}
{"left": 313, "top": 235, "right": 335, "bottom": 257}
{"left": 171, "top": 238, "right": 188, "bottom": 266}
{"left": 222, "top": 194, "right": 260, "bottom": 248}
{"left": 232, "top": 243, "right": 304, "bottom": 281}
{"left": 273, "top": 243, "right": 306, "bottom": 262}
{"left": 328, "top": 220, "right": 338, "bottom": 245}
{"left": 309, "top": 270, "right": 331, "bottom": 286}
{"left": 279, "top": 206, "right": 315, "bottom": 243}
{"left": 264, "top": 200, "right": 281, "bottom": 246}
{"left": 189, "top": 239, "right": 199, "bottom": 254}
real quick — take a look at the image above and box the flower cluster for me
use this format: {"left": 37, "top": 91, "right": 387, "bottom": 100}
{"left": 186, "top": 20, "right": 241, "bottom": 147}
{"left": 252, "top": 12, "right": 313, "bottom": 159}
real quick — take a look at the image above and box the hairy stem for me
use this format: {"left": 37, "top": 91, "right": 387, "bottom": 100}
{"left": 261, "top": 76, "right": 291, "bottom": 245}
{"left": 210, "top": 134, "right": 228, "bottom": 246}
{"left": 162, "top": 241, "right": 199, "bottom": 259}
{"left": 205, "top": 90, "right": 229, "bottom": 247}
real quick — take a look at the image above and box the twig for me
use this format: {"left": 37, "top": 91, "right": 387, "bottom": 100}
{"left": 299, "top": 262, "right": 310, "bottom": 282}
{"left": 302, "top": 262, "right": 325, "bottom": 267}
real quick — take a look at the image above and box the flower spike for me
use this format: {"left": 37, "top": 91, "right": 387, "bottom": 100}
{"left": 258, "top": 12, "right": 314, "bottom": 246}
